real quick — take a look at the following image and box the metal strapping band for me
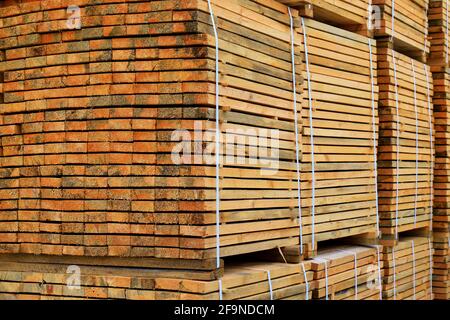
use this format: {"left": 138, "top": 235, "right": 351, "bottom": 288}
{"left": 316, "top": 258, "right": 329, "bottom": 300}
{"left": 428, "top": 238, "right": 433, "bottom": 299}
{"left": 393, "top": 246, "right": 397, "bottom": 300}
{"left": 301, "top": 263, "right": 310, "bottom": 300}
{"left": 301, "top": 17, "right": 316, "bottom": 250}
{"left": 424, "top": 66, "right": 434, "bottom": 229}
{"left": 267, "top": 270, "right": 274, "bottom": 300}
{"left": 369, "top": 39, "right": 380, "bottom": 237}
{"left": 289, "top": 8, "right": 303, "bottom": 254}
{"left": 206, "top": 0, "right": 221, "bottom": 270}
{"left": 393, "top": 50, "right": 400, "bottom": 239}
{"left": 218, "top": 279, "right": 223, "bottom": 300}
{"left": 411, "top": 60, "right": 419, "bottom": 226}
{"left": 391, "top": 0, "right": 396, "bottom": 40}
{"left": 375, "top": 246, "right": 383, "bottom": 300}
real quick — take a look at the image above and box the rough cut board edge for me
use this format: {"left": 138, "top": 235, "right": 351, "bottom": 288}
{"left": 277, "top": 0, "right": 373, "bottom": 37}
{"left": 274, "top": 231, "right": 379, "bottom": 262}
{"left": 0, "top": 253, "right": 224, "bottom": 281}
{"left": 379, "top": 225, "right": 432, "bottom": 247}
{"left": 376, "top": 36, "right": 428, "bottom": 64}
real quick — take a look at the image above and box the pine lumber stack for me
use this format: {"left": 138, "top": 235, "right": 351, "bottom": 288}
{"left": 295, "top": 18, "right": 379, "bottom": 254}
{"left": 277, "top": 0, "right": 371, "bottom": 35}
{"left": 432, "top": 68, "right": 450, "bottom": 298}
{"left": 0, "top": 0, "right": 307, "bottom": 264}
{"left": 0, "top": 257, "right": 313, "bottom": 300}
{"left": 429, "top": 62, "right": 450, "bottom": 302}
{"left": 377, "top": 48, "right": 434, "bottom": 239}
{"left": 428, "top": 0, "right": 450, "bottom": 68}
{"left": 381, "top": 236, "right": 433, "bottom": 300}
{"left": 309, "top": 245, "right": 383, "bottom": 300}
{"left": 372, "top": 0, "right": 430, "bottom": 60}
{"left": 431, "top": 223, "right": 450, "bottom": 299}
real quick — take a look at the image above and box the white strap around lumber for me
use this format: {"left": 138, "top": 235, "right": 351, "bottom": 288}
{"left": 424, "top": 8, "right": 429, "bottom": 54}
{"left": 316, "top": 258, "right": 330, "bottom": 300}
{"left": 301, "top": 17, "right": 316, "bottom": 251}
{"left": 393, "top": 50, "right": 400, "bottom": 239}
{"left": 352, "top": 252, "right": 358, "bottom": 300}
{"left": 247, "top": 268, "right": 274, "bottom": 300}
{"left": 411, "top": 59, "right": 419, "bottom": 227}
{"left": 369, "top": 39, "right": 380, "bottom": 238}
{"left": 424, "top": 66, "right": 434, "bottom": 229}
{"left": 301, "top": 263, "right": 310, "bottom": 300}
{"left": 391, "top": 0, "right": 396, "bottom": 40}
{"left": 393, "top": 246, "right": 397, "bottom": 300}
{"left": 218, "top": 279, "right": 223, "bottom": 300}
{"left": 289, "top": 7, "right": 303, "bottom": 255}
{"left": 337, "top": 249, "right": 358, "bottom": 300}
{"left": 375, "top": 246, "right": 383, "bottom": 300}
{"left": 206, "top": 0, "right": 221, "bottom": 270}
{"left": 428, "top": 238, "right": 433, "bottom": 299}
{"left": 411, "top": 240, "right": 416, "bottom": 300}
{"left": 267, "top": 270, "right": 274, "bottom": 300}
{"left": 367, "top": 0, "right": 373, "bottom": 30}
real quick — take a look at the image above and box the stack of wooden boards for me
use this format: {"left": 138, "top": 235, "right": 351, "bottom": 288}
{"left": 381, "top": 236, "right": 433, "bottom": 300}
{"left": 309, "top": 245, "right": 383, "bottom": 300}
{"left": 0, "top": 0, "right": 310, "bottom": 262}
{"left": 295, "top": 18, "right": 379, "bottom": 253}
{"left": 373, "top": 0, "right": 430, "bottom": 60}
{"left": 377, "top": 48, "right": 434, "bottom": 238}
{"left": 428, "top": 0, "right": 450, "bottom": 300}
{"left": 432, "top": 224, "right": 450, "bottom": 299}
{"left": 0, "top": 257, "right": 313, "bottom": 300}
{"left": 429, "top": 0, "right": 450, "bottom": 66}
{"left": 0, "top": 0, "right": 449, "bottom": 301}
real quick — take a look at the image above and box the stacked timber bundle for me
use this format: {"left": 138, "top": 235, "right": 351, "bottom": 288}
{"left": 372, "top": 0, "right": 430, "bottom": 60}
{"left": 431, "top": 223, "right": 450, "bottom": 299}
{"left": 377, "top": 48, "right": 434, "bottom": 240}
{"left": 428, "top": 0, "right": 450, "bottom": 68}
{"left": 0, "top": 257, "right": 313, "bottom": 300}
{"left": 431, "top": 68, "right": 450, "bottom": 300}
{"left": 428, "top": 0, "right": 450, "bottom": 300}
{"left": 432, "top": 67, "right": 450, "bottom": 299}
{"left": 381, "top": 236, "right": 434, "bottom": 300}
{"left": 277, "top": 0, "right": 372, "bottom": 35}
{"left": 309, "top": 245, "right": 383, "bottom": 300}
{"left": 292, "top": 17, "right": 379, "bottom": 257}
{"left": 0, "top": 0, "right": 307, "bottom": 264}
